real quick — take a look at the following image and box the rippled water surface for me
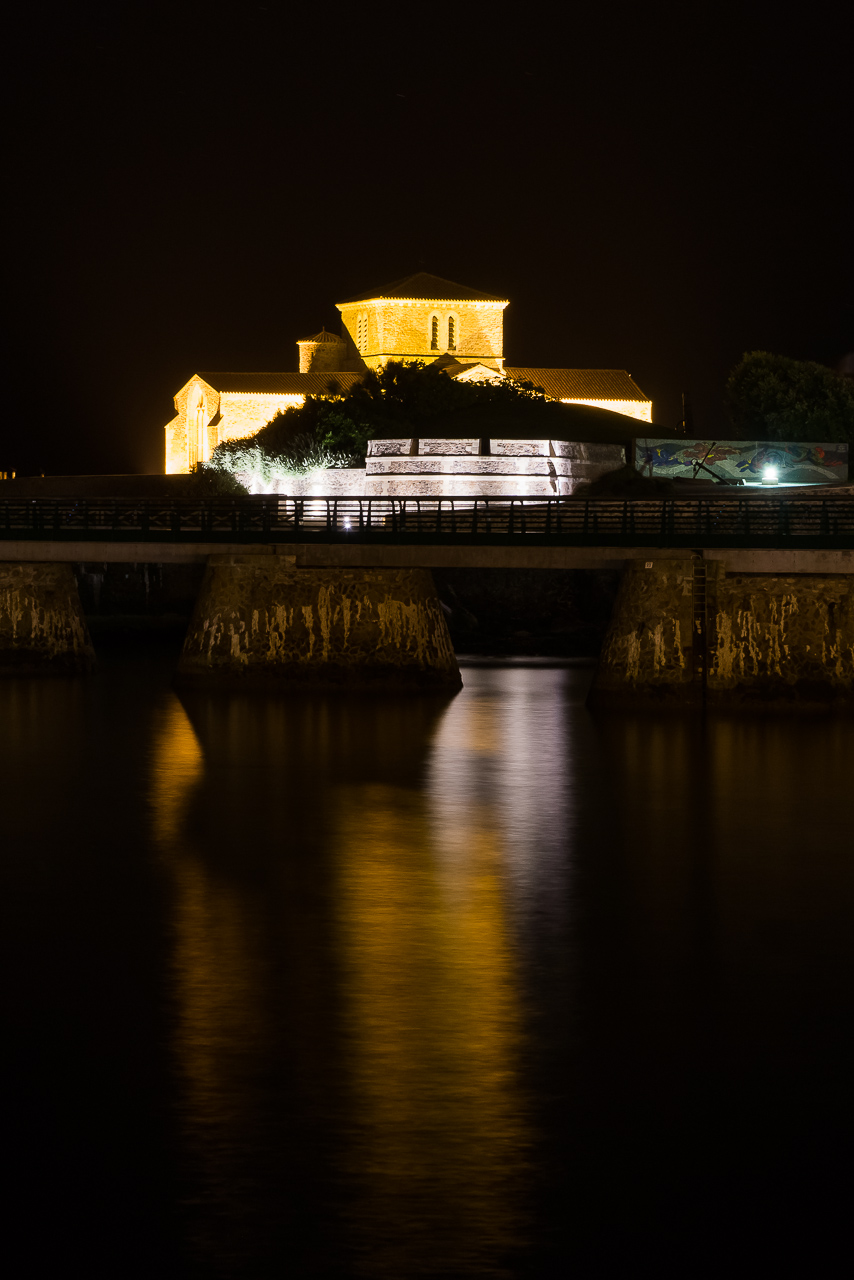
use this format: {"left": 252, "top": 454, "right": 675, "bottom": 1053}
{"left": 2, "top": 643, "right": 852, "bottom": 1277}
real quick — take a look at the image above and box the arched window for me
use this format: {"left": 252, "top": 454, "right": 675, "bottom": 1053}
{"left": 448, "top": 316, "right": 456, "bottom": 351}
{"left": 431, "top": 315, "right": 439, "bottom": 350}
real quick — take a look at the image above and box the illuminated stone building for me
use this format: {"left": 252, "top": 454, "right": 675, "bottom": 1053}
{"left": 164, "top": 273, "right": 652, "bottom": 474}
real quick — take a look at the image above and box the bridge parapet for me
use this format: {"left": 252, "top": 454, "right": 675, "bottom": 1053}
{"left": 2, "top": 495, "right": 854, "bottom": 549}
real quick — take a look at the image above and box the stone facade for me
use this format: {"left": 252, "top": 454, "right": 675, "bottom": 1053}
{"left": 0, "top": 562, "right": 95, "bottom": 674}
{"left": 589, "top": 558, "right": 854, "bottom": 709}
{"left": 337, "top": 297, "right": 506, "bottom": 372}
{"left": 165, "top": 376, "right": 360, "bottom": 475}
{"left": 363, "top": 438, "right": 625, "bottom": 497}
{"left": 177, "top": 555, "right": 462, "bottom": 690}
{"left": 297, "top": 328, "right": 347, "bottom": 373}
{"left": 561, "top": 398, "right": 652, "bottom": 424}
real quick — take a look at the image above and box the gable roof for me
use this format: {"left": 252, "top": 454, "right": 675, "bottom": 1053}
{"left": 505, "top": 368, "right": 650, "bottom": 402}
{"left": 337, "top": 273, "right": 508, "bottom": 304}
{"left": 196, "top": 372, "right": 364, "bottom": 394}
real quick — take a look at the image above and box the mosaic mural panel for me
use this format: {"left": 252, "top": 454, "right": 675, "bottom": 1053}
{"left": 636, "top": 439, "right": 848, "bottom": 484}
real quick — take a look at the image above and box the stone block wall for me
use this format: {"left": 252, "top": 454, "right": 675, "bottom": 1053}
{"left": 361, "top": 439, "right": 624, "bottom": 497}
{"left": 242, "top": 469, "right": 367, "bottom": 497}
{"left": 710, "top": 569, "right": 854, "bottom": 704}
{"left": 0, "top": 563, "right": 95, "bottom": 674}
{"left": 165, "top": 380, "right": 306, "bottom": 474}
{"left": 589, "top": 558, "right": 854, "bottom": 708}
{"left": 338, "top": 299, "right": 506, "bottom": 368}
{"left": 218, "top": 392, "right": 305, "bottom": 441}
{"left": 562, "top": 398, "right": 652, "bottom": 424}
{"left": 166, "top": 376, "right": 221, "bottom": 475}
{"left": 178, "top": 557, "right": 461, "bottom": 690}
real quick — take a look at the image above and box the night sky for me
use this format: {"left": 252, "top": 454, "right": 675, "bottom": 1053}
{"left": 5, "top": 1, "right": 851, "bottom": 476}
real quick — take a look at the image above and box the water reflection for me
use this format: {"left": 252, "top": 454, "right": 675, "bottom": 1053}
{"left": 333, "top": 782, "right": 527, "bottom": 1275}
{"left": 4, "top": 657, "right": 854, "bottom": 1276}
{"left": 150, "top": 688, "right": 532, "bottom": 1276}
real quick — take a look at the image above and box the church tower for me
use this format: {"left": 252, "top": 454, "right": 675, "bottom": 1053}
{"left": 336, "top": 273, "right": 508, "bottom": 372}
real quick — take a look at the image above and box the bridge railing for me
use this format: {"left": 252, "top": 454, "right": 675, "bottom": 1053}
{"left": 2, "top": 495, "right": 854, "bottom": 544}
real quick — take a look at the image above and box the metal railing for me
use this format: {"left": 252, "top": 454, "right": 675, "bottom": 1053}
{"left": 2, "top": 495, "right": 854, "bottom": 546}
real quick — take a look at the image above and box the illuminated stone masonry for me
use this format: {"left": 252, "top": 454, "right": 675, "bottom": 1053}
{"left": 164, "top": 272, "right": 652, "bottom": 474}
{"left": 588, "top": 559, "right": 854, "bottom": 709}
{"left": 177, "top": 555, "right": 462, "bottom": 691}
{"left": 0, "top": 562, "right": 95, "bottom": 675}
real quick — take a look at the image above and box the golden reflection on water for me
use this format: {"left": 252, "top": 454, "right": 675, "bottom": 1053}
{"left": 148, "top": 687, "right": 532, "bottom": 1276}
{"left": 150, "top": 697, "right": 279, "bottom": 1268}
{"left": 333, "top": 782, "right": 528, "bottom": 1275}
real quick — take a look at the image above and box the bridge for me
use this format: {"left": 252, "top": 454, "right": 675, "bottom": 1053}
{"left": 3, "top": 493, "right": 854, "bottom": 702}
{"left": 3, "top": 494, "right": 854, "bottom": 574}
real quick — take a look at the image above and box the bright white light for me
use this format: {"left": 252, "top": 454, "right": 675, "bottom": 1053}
{"left": 762, "top": 466, "right": 779, "bottom": 485}
{"left": 343, "top": 517, "right": 351, "bottom": 529}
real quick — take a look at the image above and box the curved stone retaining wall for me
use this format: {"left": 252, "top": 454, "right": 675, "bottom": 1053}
{"left": 0, "top": 562, "right": 95, "bottom": 675}
{"left": 177, "top": 555, "right": 462, "bottom": 691}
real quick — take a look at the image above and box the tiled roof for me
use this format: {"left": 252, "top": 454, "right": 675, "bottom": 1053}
{"left": 337, "top": 273, "right": 508, "bottom": 304}
{"left": 297, "top": 328, "right": 344, "bottom": 344}
{"left": 196, "top": 372, "right": 363, "bottom": 394}
{"left": 505, "top": 368, "right": 650, "bottom": 402}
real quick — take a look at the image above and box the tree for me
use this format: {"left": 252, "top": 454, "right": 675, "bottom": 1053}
{"left": 725, "top": 351, "right": 854, "bottom": 443}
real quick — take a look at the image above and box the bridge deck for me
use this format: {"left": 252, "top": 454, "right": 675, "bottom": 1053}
{"left": 3, "top": 494, "right": 854, "bottom": 550}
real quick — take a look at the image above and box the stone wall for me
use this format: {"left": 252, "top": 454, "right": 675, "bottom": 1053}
{"left": 363, "top": 439, "right": 624, "bottom": 497}
{"left": 0, "top": 562, "right": 95, "bottom": 674}
{"left": 710, "top": 568, "right": 854, "bottom": 705}
{"left": 338, "top": 299, "right": 506, "bottom": 369}
{"left": 589, "top": 558, "right": 854, "bottom": 709}
{"left": 563, "top": 398, "right": 652, "bottom": 424}
{"left": 165, "top": 379, "right": 307, "bottom": 474}
{"left": 177, "top": 556, "right": 462, "bottom": 690}
{"left": 166, "top": 376, "right": 221, "bottom": 475}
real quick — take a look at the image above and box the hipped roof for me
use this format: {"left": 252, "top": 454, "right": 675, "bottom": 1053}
{"left": 505, "top": 367, "right": 650, "bottom": 403}
{"left": 337, "top": 272, "right": 507, "bottom": 304}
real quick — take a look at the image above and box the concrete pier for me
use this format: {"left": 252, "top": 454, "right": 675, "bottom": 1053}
{"left": 177, "top": 554, "right": 462, "bottom": 690}
{"left": 0, "top": 562, "right": 95, "bottom": 675}
{"left": 589, "top": 558, "right": 854, "bottom": 709}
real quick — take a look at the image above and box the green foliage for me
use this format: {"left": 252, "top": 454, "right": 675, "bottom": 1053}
{"left": 725, "top": 351, "right": 854, "bottom": 443}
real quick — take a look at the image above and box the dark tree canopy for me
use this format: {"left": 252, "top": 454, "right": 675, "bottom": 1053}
{"left": 725, "top": 352, "right": 854, "bottom": 443}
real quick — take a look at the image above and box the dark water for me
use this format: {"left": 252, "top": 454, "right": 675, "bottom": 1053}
{"left": 2, "top": 643, "right": 852, "bottom": 1278}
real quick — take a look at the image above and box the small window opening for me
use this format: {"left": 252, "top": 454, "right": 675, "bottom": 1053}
{"left": 448, "top": 316, "right": 456, "bottom": 351}
{"left": 479, "top": 437, "right": 491, "bottom": 456}
{"left": 431, "top": 316, "right": 439, "bottom": 350}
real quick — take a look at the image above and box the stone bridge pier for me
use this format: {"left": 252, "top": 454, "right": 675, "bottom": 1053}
{"left": 176, "top": 553, "right": 462, "bottom": 691}
{"left": 0, "top": 562, "right": 95, "bottom": 675}
{"left": 588, "top": 558, "right": 854, "bottom": 709}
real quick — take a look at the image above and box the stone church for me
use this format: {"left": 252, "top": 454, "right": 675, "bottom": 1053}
{"left": 164, "top": 273, "right": 652, "bottom": 474}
